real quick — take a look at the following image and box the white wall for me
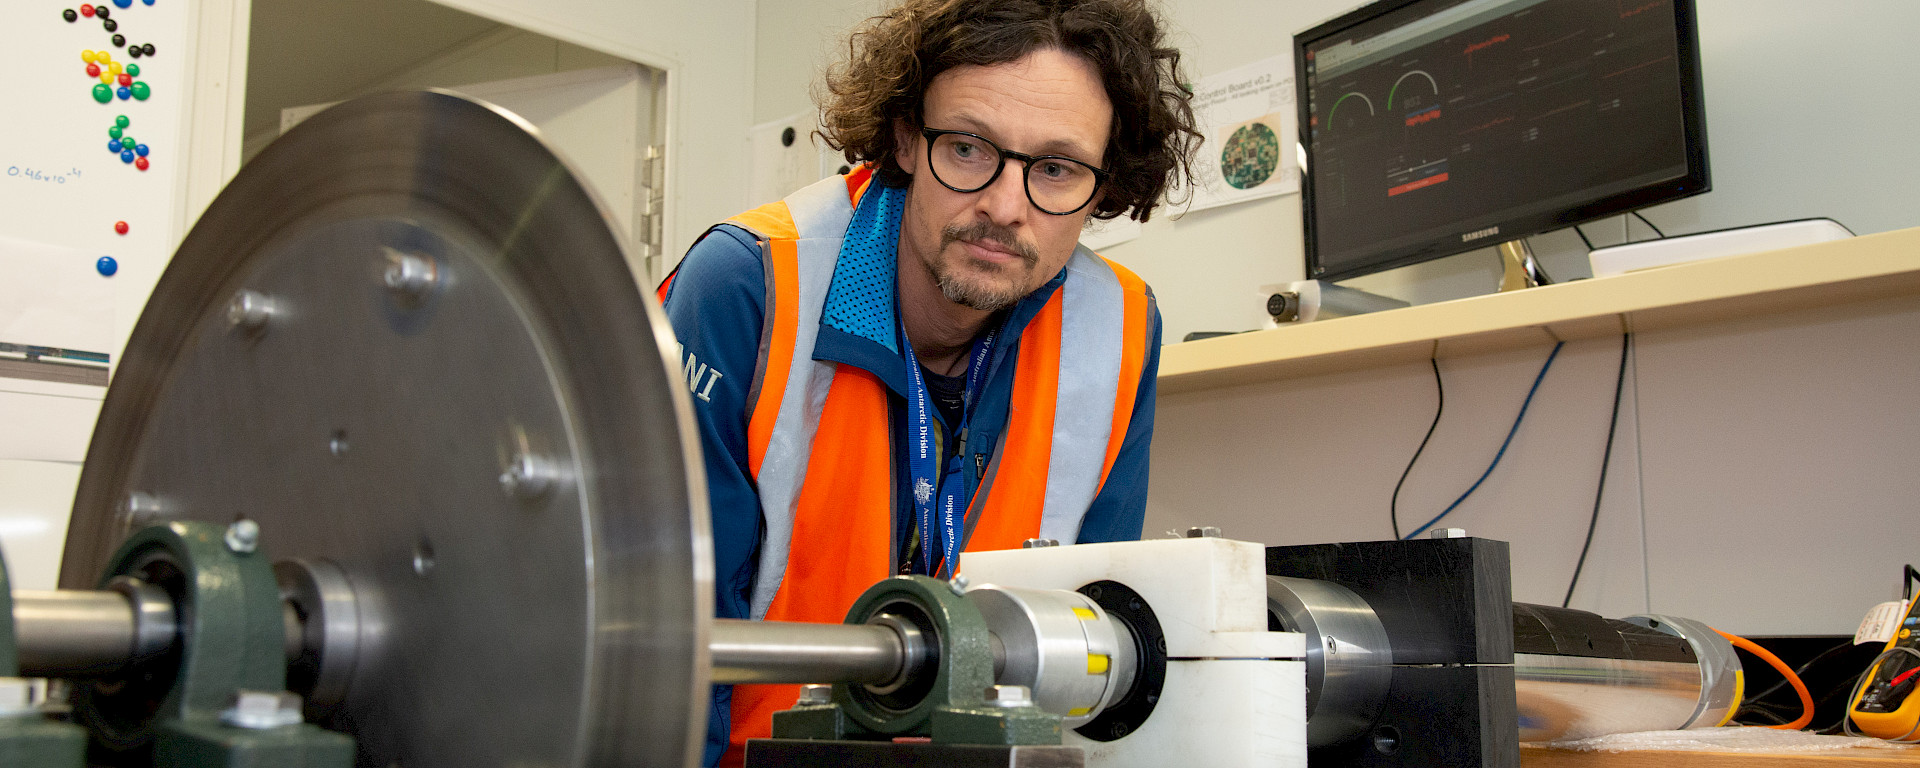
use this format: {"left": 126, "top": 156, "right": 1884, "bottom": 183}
{"left": 428, "top": 0, "right": 756, "bottom": 280}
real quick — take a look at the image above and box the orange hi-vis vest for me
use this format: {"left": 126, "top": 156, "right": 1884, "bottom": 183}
{"left": 670, "top": 169, "right": 1155, "bottom": 764}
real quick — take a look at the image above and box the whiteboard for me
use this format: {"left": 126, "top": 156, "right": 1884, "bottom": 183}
{"left": 0, "top": 0, "right": 190, "bottom": 362}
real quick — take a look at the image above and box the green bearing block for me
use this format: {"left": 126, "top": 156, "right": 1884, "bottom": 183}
{"left": 156, "top": 716, "right": 354, "bottom": 768}
{"left": 770, "top": 699, "right": 855, "bottom": 740}
{"left": 0, "top": 715, "right": 87, "bottom": 768}
{"left": 932, "top": 704, "right": 1063, "bottom": 746}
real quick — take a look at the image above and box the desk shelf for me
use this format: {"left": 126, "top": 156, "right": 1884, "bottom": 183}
{"left": 1158, "top": 227, "right": 1920, "bottom": 395}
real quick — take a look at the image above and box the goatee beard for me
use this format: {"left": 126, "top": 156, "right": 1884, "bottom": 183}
{"left": 933, "top": 221, "right": 1039, "bottom": 312}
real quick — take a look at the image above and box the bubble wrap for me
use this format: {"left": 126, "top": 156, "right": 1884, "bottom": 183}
{"left": 1536, "top": 727, "right": 1918, "bottom": 753}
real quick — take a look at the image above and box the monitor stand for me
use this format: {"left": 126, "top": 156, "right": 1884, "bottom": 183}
{"left": 1497, "top": 239, "right": 1553, "bottom": 292}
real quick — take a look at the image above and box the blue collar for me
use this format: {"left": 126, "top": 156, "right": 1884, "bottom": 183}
{"left": 812, "top": 181, "right": 1069, "bottom": 396}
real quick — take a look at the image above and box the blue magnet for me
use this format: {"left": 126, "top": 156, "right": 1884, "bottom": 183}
{"left": 97, "top": 256, "right": 119, "bottom": 276}
{"left": 109, "top": 139, "right": 124, "bottom": 153}
{"left": 135, "top": 143, "right": 149, "bottom": 157}
{"left": 120, "top": 149, "right": 134, "bottom": 163}
{"left": 142, "top": 0, "right": 154, "bottom": 4}
{"left": 116, "top": 86, "right": 131, "bottom": 100}
{"left": 113, "top": 0, "right": 132, "bottom": 7}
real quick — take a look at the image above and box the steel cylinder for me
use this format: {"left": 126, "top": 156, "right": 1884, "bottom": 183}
{"left": 708, "top": 618, "right": 914, "bottom": 686}
{"left": 13, "top": 587, "right": 174, "bottom": 676}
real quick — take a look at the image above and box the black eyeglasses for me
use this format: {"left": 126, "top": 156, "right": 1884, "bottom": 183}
{"left": 920, "top": 128, "right": 1109, "bottom": 215}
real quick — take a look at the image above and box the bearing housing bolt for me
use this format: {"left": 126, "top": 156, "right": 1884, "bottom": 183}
{"left": 225, "top": 518, "right": 260, "bottom": 554}
{"left": 984, "top": 684, "right": 1033, "bottom": 708}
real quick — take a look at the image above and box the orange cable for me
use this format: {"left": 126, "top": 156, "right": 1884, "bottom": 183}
{"left": 1716, "top": 628, "right": 1815, "bottom": 730}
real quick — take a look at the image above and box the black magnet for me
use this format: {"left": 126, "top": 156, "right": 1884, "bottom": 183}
{"left": 65, "top": 9, "right": 79, "bottom": 22}
{"left": 112, "top": 34, "right": 125, "bottom": 47}
{"left": 95, "top": 6, "right": 109, "bottom": 18}
{"left": 128, "top": 45, "right": 142, "bottom": 58}
{"left": 141, "top": 43, "right": 155, "bottom": 56}
{"left": 103, "top": 18, "right": 117, "bottom": 32}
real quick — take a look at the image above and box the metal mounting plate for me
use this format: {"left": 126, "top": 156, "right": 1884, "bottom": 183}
{"left": 59, "top": 91, "right": 711, "bottom": 768}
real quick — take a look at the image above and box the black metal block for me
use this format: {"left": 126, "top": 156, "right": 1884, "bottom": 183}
{"left": 1266, "top": 537, "right": 1513, "bottom": 665}
{"left": 1306, "top": 664, "right": 1518, "bottom": 768}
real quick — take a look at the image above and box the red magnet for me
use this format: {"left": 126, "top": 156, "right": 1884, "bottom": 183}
{"left": 117, "top": 73, "right": 131, "bottom": 86}
{"left": 81, "top": 4, "right": 95, "bottom": 17}
{"left": 87, "top": 63, "right": 101, "bottom": 77}
{"left": 135, "top": 156, "right": 149, "bottom": 170}
{"left": 114, "top": 221, "right": 129, "bottom": 235}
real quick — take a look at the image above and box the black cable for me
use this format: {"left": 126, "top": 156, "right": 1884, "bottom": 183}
{"left": 1391, "top": 358, "right": 1446, "bottom": 540}
{"left": 1405, "top": 341, "right": 1566, "bottom": 539}
{"left": 1904, "top": 564, "right": 1917, "bottom": 600}
{"left": 1562, "top": 333, "right": 1632, "bottom": 607}
{"left": 1573, "top": 223, "right": 1596, "bottom": 251}
{"left": 1632, "top": 210, "right": 1667, "bottom": 238}
{"left": 1743, "top": 639, "right": 1856, "bottom": 706}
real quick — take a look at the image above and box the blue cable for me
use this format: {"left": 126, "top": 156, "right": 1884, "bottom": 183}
{"left": 1403, "top": 341, "right": 1565, "bottom": 540}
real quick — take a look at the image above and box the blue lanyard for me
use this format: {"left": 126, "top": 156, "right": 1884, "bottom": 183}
{"left": 901, "top": 324, "right": 996, "bottom": 578}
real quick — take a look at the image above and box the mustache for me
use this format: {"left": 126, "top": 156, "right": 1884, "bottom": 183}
{"left": 940, "top": 222, "right": 1039, "bottom": 265}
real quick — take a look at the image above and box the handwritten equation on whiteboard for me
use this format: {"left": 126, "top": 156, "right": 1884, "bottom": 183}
{"left": 4, "top": 165, "right": 84, "bottom": 186}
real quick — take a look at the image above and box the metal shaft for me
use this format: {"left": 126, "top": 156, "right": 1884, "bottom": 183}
{"left": 709, "top": 618, "right": 910, "bottom": 685}
{"left": 13, "top": 589, "right": 169, "bottom": 676}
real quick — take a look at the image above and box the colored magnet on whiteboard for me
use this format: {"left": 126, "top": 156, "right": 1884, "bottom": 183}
{"left": 82, "top": 50, "right": 98, "bottom": 64}
{"left": 100, "top": 71, "right": 113, "bottom": 84}
{"left": 135, "top": 143, "right": 149, "bottom": 157}
{"left": 130, "top": 82, "right": 150, "bottom": 100}
{"left": 125, "top": 63, "right": 140, "bottom": 76}
{"left": 113, "top": 0, "right": 132, "bottom": 8}
{"left": 81, "top": 4, "right": 95, "bottom": 17}
{"left": 120, "top": 137, "right": 135, "bottom": 150}
{"left": 87, "top": 63, "right": 101, "bottom": 77}
{"left": 92, "top": 83, "right": 113, "bottom": 103}
{"left": 135, "top": 156, "right": 149, "bottom": 170}
{"left": 120, "top": 149, "right": 134, "bottom": 163}
{"left": 97, "top": 256, "right": 118, "bottom": 276}
{"left": 143, "top": 0, "right": 154, "bottom": 5}
{"left": 128, "top": 46, "right": 142, "bottom": 59}
{"left": 114, "top": 221, "right": 129, "bottom": 235}
{"left": 113, "top": 34, "right": 126, "bottom": 48}
{"left": 116, "top": 86, "right": 131, "bottom": 100}
{"left": 103, "top": 18, "right": 117, "bottom": 32}
{"left": 66, "top": 9, "right": 79, "bottom": 22}
{"left": 109, "top": 126, "right": 122, "bottom": 139}
{"left": 110, "top": 61, "right": 121, "bottom": 74}
{"left": 95, "top": 6, "right": 109, "bottom": 19}
{"left": 140, "top": 43, "right": 154, "bottom": 56}
{"left": 108, "top": 139, "right": 121, "bottom": 153}
{"left": 115, "top": 114, "right": 130, "bottom": 128}
{"left": 117, "top": 73, "right": 132, "bottom": 86}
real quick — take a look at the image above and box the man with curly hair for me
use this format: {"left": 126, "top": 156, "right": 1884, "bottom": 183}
{"left": 656, "top": 0, "right": 1197, "bottom": 762}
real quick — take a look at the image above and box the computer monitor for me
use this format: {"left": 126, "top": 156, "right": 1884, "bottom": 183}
{"left": 1295, "top": 0, "right": 1710, "bottom": 282}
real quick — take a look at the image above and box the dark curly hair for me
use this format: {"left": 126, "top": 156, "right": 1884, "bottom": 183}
{"left": 817, "top": 0, "right": 1199, "bottom": 222}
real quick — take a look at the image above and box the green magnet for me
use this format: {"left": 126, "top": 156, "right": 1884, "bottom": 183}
{"left": 125, "top": 63, "right": 140, "bottom": 77}
{"left": 92, "top": 83, "right": 112, "bottom": 103}
{"left": 109, "top": 126, "right": 124, "bottom": 140}
{"left": 120, "top": 137, "right": 136, "bottom": 150}
{"left": 115, "top": 114, "right": 131, "bottom": 128}
{"left": 130, "top": 81, "right": 150, "bottom": 100}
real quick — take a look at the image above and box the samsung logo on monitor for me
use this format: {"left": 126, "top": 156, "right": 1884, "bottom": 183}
{"left": 1461, "top": 226, "right": 1501, "bottom": 243}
